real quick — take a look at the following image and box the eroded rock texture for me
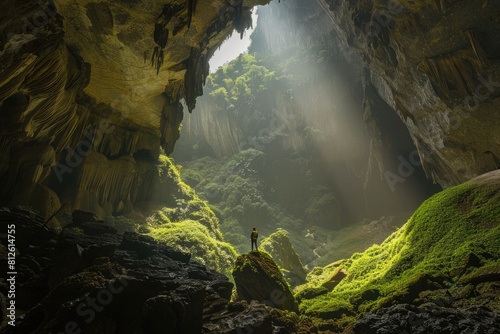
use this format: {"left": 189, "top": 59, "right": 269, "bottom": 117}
{"left": 1, "top": 0, "right": 499, "bottom": 218}
{"left": 0, "top": 208, "right": 305, "bottom": 333}
{"left": 232, "top": 251, "right": 299, "bottom": 313}
{"left": 319, "top": 0, "right": 500, "bottom": 187}
{"left": 0, "top": 0, "right": 268, "bottom": 218}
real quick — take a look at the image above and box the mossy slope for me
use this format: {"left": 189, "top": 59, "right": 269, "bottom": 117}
{"left": 260, "top": 228, "right": 308, "bottom": 287}
{"left": 297, "top": 171, "right": 500, "bottom": 327}
{"left": 146, "top": 155, "right": 237, "bottom": 277}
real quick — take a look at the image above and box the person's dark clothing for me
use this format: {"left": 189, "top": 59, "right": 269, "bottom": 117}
{"left": 251, "top": 230, "right": 258, "bottom": 251}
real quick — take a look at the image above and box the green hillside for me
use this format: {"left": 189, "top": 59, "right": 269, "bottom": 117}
{"left": 296, "top": 174, "right": 500, "bottom": 328}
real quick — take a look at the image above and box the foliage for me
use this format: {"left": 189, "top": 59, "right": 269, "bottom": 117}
{"left": 296, "top": 180, "right": 500, "bottom": 327}
{"left": 146, "top": 155, "right": 237, "bottom": 277}
{"left": 149, "top": 220, "right": 237, "bottom": 277}
{"left": 180, "top": 149, "right": 311, "bottom": 258}
{"left": 260, "top": 228, "right": 308, "bottom": 287}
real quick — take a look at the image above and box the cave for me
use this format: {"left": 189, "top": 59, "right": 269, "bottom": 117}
{"left": 0, "top": 0, "right": 499, "bottom": 333}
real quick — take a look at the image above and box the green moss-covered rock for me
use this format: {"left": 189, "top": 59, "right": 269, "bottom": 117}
{"left": 232, "top": 252, "right": 299, "bottom": 313}
{"left": 260, "top": 228, "right": 307, "bottom": 287}
{"left": 297, "top": 171, "right": 500, "bottom": 328}
{"left": 146, "top": 155, "right": 237, "bottom": 277}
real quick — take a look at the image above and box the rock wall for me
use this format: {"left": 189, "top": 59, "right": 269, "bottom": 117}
{"left": 0, "top": 0, "right": 269, "bottom": 218}
{"left": 317, "top": 0, "right": 500, "bottom": 187}
{"left": 1, "top": 0, "right": 499, "bottom": 219}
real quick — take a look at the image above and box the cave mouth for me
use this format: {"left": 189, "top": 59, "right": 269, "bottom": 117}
{"left": 171, "top": 0, "right": 442, "bottom": 268}
{"left": 2, "top": 0, "right": 500, "bottom": 332}
{"left": 209, "top": 7, "right": 259, "bottom": 72}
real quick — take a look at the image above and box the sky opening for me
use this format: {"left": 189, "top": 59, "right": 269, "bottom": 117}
{"left": 209, "top": 10, "right": 258, "bottom": 72}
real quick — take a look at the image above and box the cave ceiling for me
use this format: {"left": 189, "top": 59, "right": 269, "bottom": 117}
{"left": 0, "top": 0, "right": 499, "bottom": 218}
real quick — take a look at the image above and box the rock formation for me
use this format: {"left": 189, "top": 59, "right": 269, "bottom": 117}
{"left": 260, "top": 229, "right": 308, "bottom": 287}
{"left": 317, "top": 0, "right": 500, "bottom": 187}
{"left": 0, "top": 0, "right": 269, "bottom": 218}
{"left": 1, "top": 0, "right": 499, "bottom": 219}
{"left": 232, "top": 251, "right": 299, "bottom": 313}
{"left": 295, "top": 170, "right": 500, "bottom": 331}
{"left": 0, "top": 207, "right": 307, "bottom": 333}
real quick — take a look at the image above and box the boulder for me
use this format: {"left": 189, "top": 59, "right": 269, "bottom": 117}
{"left": 232, "top": 252, "right": 298, "bottom": 313}
{"left": 259, "top": 229, "right": 308, "bottom": 287}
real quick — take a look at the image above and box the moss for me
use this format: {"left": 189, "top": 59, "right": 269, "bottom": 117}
{"left": 232, "top": 252, "right": 299, "bottom": 312}
{"left": 260, "top": 229, "right": 307, "bottom": 286}
{"left": 146, "top": 155, "right": 237, "bottom": 277}
{"left": 296, "top": 180, "right": 500, "bottom": 328}
{"left": 149, "top": 220, "right": 237, "bottom": 277}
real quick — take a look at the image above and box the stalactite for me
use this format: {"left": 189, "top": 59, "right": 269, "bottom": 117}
{"left": 418, "top": 48, "right": 483, "bottom": 100}
{"left": 233, "top": 6, "right": 254, "bottom": 39}
{"left": 464, "top": 29, "right": 487, "bottom": 68}
{"left": 154, "top": 23, "right": 169, "bottom": 49}
{"left": 150, "top": 4, "right": 182, "bottom": 74}
{"left": 184, "top": 47, "right": 205, "bottom": 113}
{"left": 161, "top": 100, "right": 184, "bottom": 155}
{"left": 186, "top": 0, "right": 198, "bottom": 29}
{"left": 74, "top": 152, "right": 137, "bottom": 216}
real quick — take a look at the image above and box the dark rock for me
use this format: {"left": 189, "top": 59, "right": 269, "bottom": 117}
{"left": 119, "top": 231, "right": 191, "bottom": 263}
{"left": 208, "top": 280, "right": 234, "bottom": 301}
{"left": 65, "top": 219, "right": 118, "bottom": 236}
{"left": 232, "top": 252, "right": 298, "bottom": 313}
{"left": 1, "top": 209, "right": 268, "bottom": 334}
{"left": 142, "top": 283, "right": 206, "bottom": 334}
{"left": 204, "top": 300, "right": 274, "bottom": 334}
{"left": 71, "top": 209, "right": 100, "bottom": 224}
{"left": 352, "top": 303, "right": 500, "bottom": 334}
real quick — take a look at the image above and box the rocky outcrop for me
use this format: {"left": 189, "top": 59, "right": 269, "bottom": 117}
{"left": 296, "top": 170, "right": 500, "bottom": 330}
{"left": 260, "top": 229, "right": 308, "bottom": 287}
{"left": 351, "top": 303, "right": 500, "bottom": 334}
{"left": 0, "top": 0, "right": 269, "bottom": 218}
{"left": 232, "top": 252, "right": 299, "bottom": 313}
{"left": 316, "top": 0, "right": 500, "bottom": 187}
{"left": 0, "top": 207, "right": 306, "bottom": 333}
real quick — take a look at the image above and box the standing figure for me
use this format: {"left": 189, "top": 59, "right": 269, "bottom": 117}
{"left": 251, "top": 227, "right": 259, "bottom": 251}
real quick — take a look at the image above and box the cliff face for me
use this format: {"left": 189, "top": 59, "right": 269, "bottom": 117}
{"left": 317, "top": 0, "right": 500, "bottom": 187}
{"left": 0, "top": 0, "right": 268, "bottom": 218}
{"left": 1, "top": 0, "right": 499, "bottom": 218}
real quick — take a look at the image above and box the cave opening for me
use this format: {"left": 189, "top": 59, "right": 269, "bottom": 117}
{"left": 172, "top": 0, "right": 442, "bottom": 267}
{"left": 1, "top": 0, "right": 499, "bottom": 332}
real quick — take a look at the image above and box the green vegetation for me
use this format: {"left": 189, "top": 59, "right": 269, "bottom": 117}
{"left": 206, "top": 53, "right": 281, "bottom": 115}
{"left": 179, "top": 150, "right": 316, "bottom": 261}
{"left": 296, "top": 180, "right": 500, "bottom": 327}
{"left": 145, "top": 155, "right": 237, "bottom": 277}
{"left": 148, "top": 220, "right": 237, "bottom": 275}
{"left": 260, "top": 229, "right": 308, "bottom": 286}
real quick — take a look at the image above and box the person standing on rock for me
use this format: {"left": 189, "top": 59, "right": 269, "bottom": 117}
{"left": 251, "top": 227, "right": 259, "bottom": 251}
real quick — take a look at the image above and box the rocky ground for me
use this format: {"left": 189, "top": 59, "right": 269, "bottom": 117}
{"left": 0, "top": 207, "right": 303, "bottom": 334}
{"left": 1, "top": 206, "right": 499, "bottom": 334}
